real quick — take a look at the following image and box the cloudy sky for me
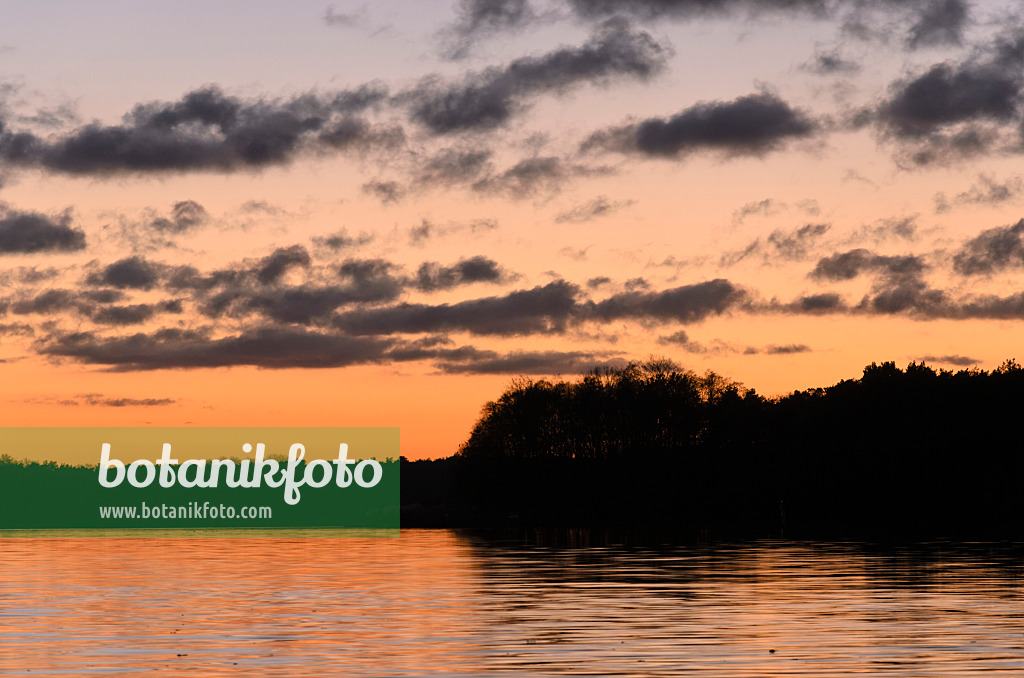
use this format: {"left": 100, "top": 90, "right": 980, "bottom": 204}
{"left": 2, "top": 0, "right": 1024, "bottom": 457}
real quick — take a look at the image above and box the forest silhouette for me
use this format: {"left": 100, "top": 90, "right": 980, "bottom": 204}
{"left": 402, "top": 358, "right": 1024, "bottom": 537}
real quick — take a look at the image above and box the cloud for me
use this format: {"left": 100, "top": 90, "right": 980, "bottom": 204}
{"left": 905, "top": 0, "right": 969, "bottom": 50}
{"left": 85, "top": 256, "right": 161, "bottom": 290}
{"left": 413, "top": 255, "right": 513, "bottom": 291}
{"left": 722, "top": 222, "right": 830, "bottom": 265}
{"left": 934, "top": 175, "right": 1024, "bottom": 213}
{"left": 810, "top": 248, "right": 926, "bottom": 280}
{"left": 0, "top": 209, "right": 86, "bottom": 254}
{"left": 915, "top": 353, "right": 979, "bottom": 366}
{"left": 149, "top": 200, "right": 209, "bottom": 233}
{"left": 952, "top": 219, "right": 1024, "bottom": 275}
{"left": 472, "top": 156, "right": 607, "bottom": 199}
{"left": 656, "top": 329, "right": 709, "bottom": 353}
{"left": 763, "top": 343, "right": 811, "bottom": 355}
{"left": 323, "top": 5, "right": 366, "bottom": 28}
{"left": 794, "top": 292, "right": 846, "bottom": 313}
{"left": 854, "top": 216, "right": 919, "bottom": 243}
{"left": 437, "top": 348, "right": 615, "bottom": 374}
{"left": 440, "top": 0, "right": 537, "bottom": 60}
{"left": 732, "top": 198, "right": 782, "bottom": 223}
{"left": 587, "top": 279, "right": 744, "bottom": 323}
{"left": 88, "top": 304, "right": 159, "bottom": 326}
{"left": 555, "top": 195, "right": 635, "bottom": 223}
{"left": 255, "top": 245, "right": 311, "bottom": 285}
{"left": 802, "top": 47, "right": 861, "bottom": 75}
{"left": 565, "top": 0, "right": 831, "bottom": 21}
{"left": 3, "top": 84, "right": 397, "bottom": 175}
{"left": 361, "top": 179, "right": 404, "bottom": 204}
{"left": 877, "top": 64, "right": 1021, "bottom": 138}
{"left": 10, "top": 288, "right": 124, "bottom": 315}
{"left": 334, "top": 280, "right": 580, "bottom": 336}
{"left": 415, "top": 148, "right": 493, "bottom": 187}
{"left": 39, "top": 326, "right": 395, "bottom": 370}
{"left": 227, "top": 258, "right": 405, "bottom": 324}
{"left": 57, "top": 393, "right": 177, "bottom": 407}
{"left": 872, "top": 27, "right": 1024, "bottom": 164}
{"left": 0, "top": 322, "right": 33, "bottom": 336}
{"left": 583, "top": 92, "right": 817, "bottom": 159}
{"left": 312, "top": 229, "right": 375, "bottom": 251}
{"left": 406, "top": 18, "right": 669, "bottom": 134}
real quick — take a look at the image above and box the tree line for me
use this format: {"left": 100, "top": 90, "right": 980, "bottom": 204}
{"left": 401, "top": 358, "right": 1024, "bottom": 537}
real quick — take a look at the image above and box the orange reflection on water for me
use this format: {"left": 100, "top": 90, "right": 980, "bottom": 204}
{"left": 1, "top": 532, "right": 1022, "bottom": 676}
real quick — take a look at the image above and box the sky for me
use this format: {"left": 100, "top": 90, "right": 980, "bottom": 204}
{"left": 2, "top": 0, "right": 1024, "bottom": 458}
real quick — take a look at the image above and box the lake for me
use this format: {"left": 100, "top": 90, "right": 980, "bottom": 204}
{"left": 1, "top": 531, "right": 1022, "bottom": 676}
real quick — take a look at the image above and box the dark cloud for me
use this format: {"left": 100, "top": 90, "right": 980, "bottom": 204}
{"left": 803, "top": 47, "right": 861, "bottom": 75}
{"left": 413, "top": 255, "right": 512, "bottom": 291}
{"left": 472, "top": 156, "right": 608, "bottom": 199}
{"left": 583, "top": 92, "right": 817, "bottom": 159}
{"left": 441, "top": 0, "right": 537, "bottom": 60}
{"left": 408, "top": 219, "right": 437, "bottom": 245}
{"left": 565, "top": 0, "right": 831, "bottom": 21}
{"left": 415, "top": 148, "right": 493, "bottom": 187}
{"left": 877, "top": 64, "right": 1021, "bottom": 138}
{"left": 722, "top": 222, "right": 830, "bottom": 266}
{"left": 437, "top": 349, "right": 613, "bottom": 375}
{"left": 906, "top": 0, "right": 969, "bottom": 50}
{"left": 934, "top": 175, "right": 1024, "bottom": 213}
{"left": 811, "top": 248, "right": 926, "bottom": 280}
{"left": 862, "top": 272, "right": 945, "bottom": 315}
{"left": 764, "top": 343, "right": 811, "bottom": 355}
{"left": 860, "top": 216, "right": 918, "bottom": 242}
{"left": 241, "top": 286, "right": 388, "bottom": 325}
{"left": 334, "top": 280, "right": 580, "bottom": 336}
{"left": 952, "top": 219, "right": 1024, "bottom": 275}
{"left": 165, "top": 265, "right": 240, "bottom": 292}
{"left": 915, "top": 353, "right": 979, "bottom": 366}
{"left": 39, "top": 326, "right": 394, "bottom": 370}
{"left": 86, "top": 256, "right": 161, "bottom": 290}
{"left": 769, "top": 223, "right": 831, "bottom": 259}
{"left": 88, "top": 304, "right": 158, "bottom": 326}
{"left": 0, "top": 322, "right": 33, "bottom": 336}
{"left": 795, "top": 292, "right": 845, "bottom": 313}
{"left": 407, "top": 18, "right": 669, "bottom": 134}
{"left": 451, "top": 0, "right": 534, "bottom": 36}
{"left": 11, "top": 289, "right": 85, "bottom": 315}
{"left": 656, "top": 329, "right": 709, "bottom": 353}
{"left": 872, "top": 28, "right": 1024, "bottom": 164}
{"left": 586, "top": 276, "right": 611, "bottom": 288}
{"left": 150, "top": 200, "right": 208, "bottom": 233}
{"left": 733, "top": 198, "right": 781, "bottom": 223}
{"left": 10, "top": 288, "right": 130, "bottom": 317}
{"left": 418, "top": 217, "right": 498, "bottom": 244}
{"left": 312, "top": 229, "right": 375, "bottom": 251}
{"left": 588, "top": 279, "right": 744, "bottom": 323}
{"left": 227, "top": 259, "right": 405, "bottom": 325}
{"left": 56, "top": 393, "right": 177, "bottom": 407}
{"left": 554, "top": 195, "right": 635, "bottom": 223}
{"left": 361, "top": 179, "right": 404, "bottom": 204}
{"left": 3, "top": 84, "right": 394, "bottom": 175}
{"left": 0, "top": 209, "right": 86, "bottom": 254}
{"left": 255, "top": 245, "right": 311, "bottom": 285}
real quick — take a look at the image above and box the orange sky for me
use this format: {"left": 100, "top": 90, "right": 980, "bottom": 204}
{"left": 2, "top": 0, "right": 1023, "bottom": 458}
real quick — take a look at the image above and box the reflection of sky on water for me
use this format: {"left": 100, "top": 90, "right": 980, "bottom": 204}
{"left": 1, "top": 532, "right": 1022, "bottom": 676}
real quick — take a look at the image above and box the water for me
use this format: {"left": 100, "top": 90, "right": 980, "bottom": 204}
{"left": 1, "top": 531, "right": 1022, "bottom": 676}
